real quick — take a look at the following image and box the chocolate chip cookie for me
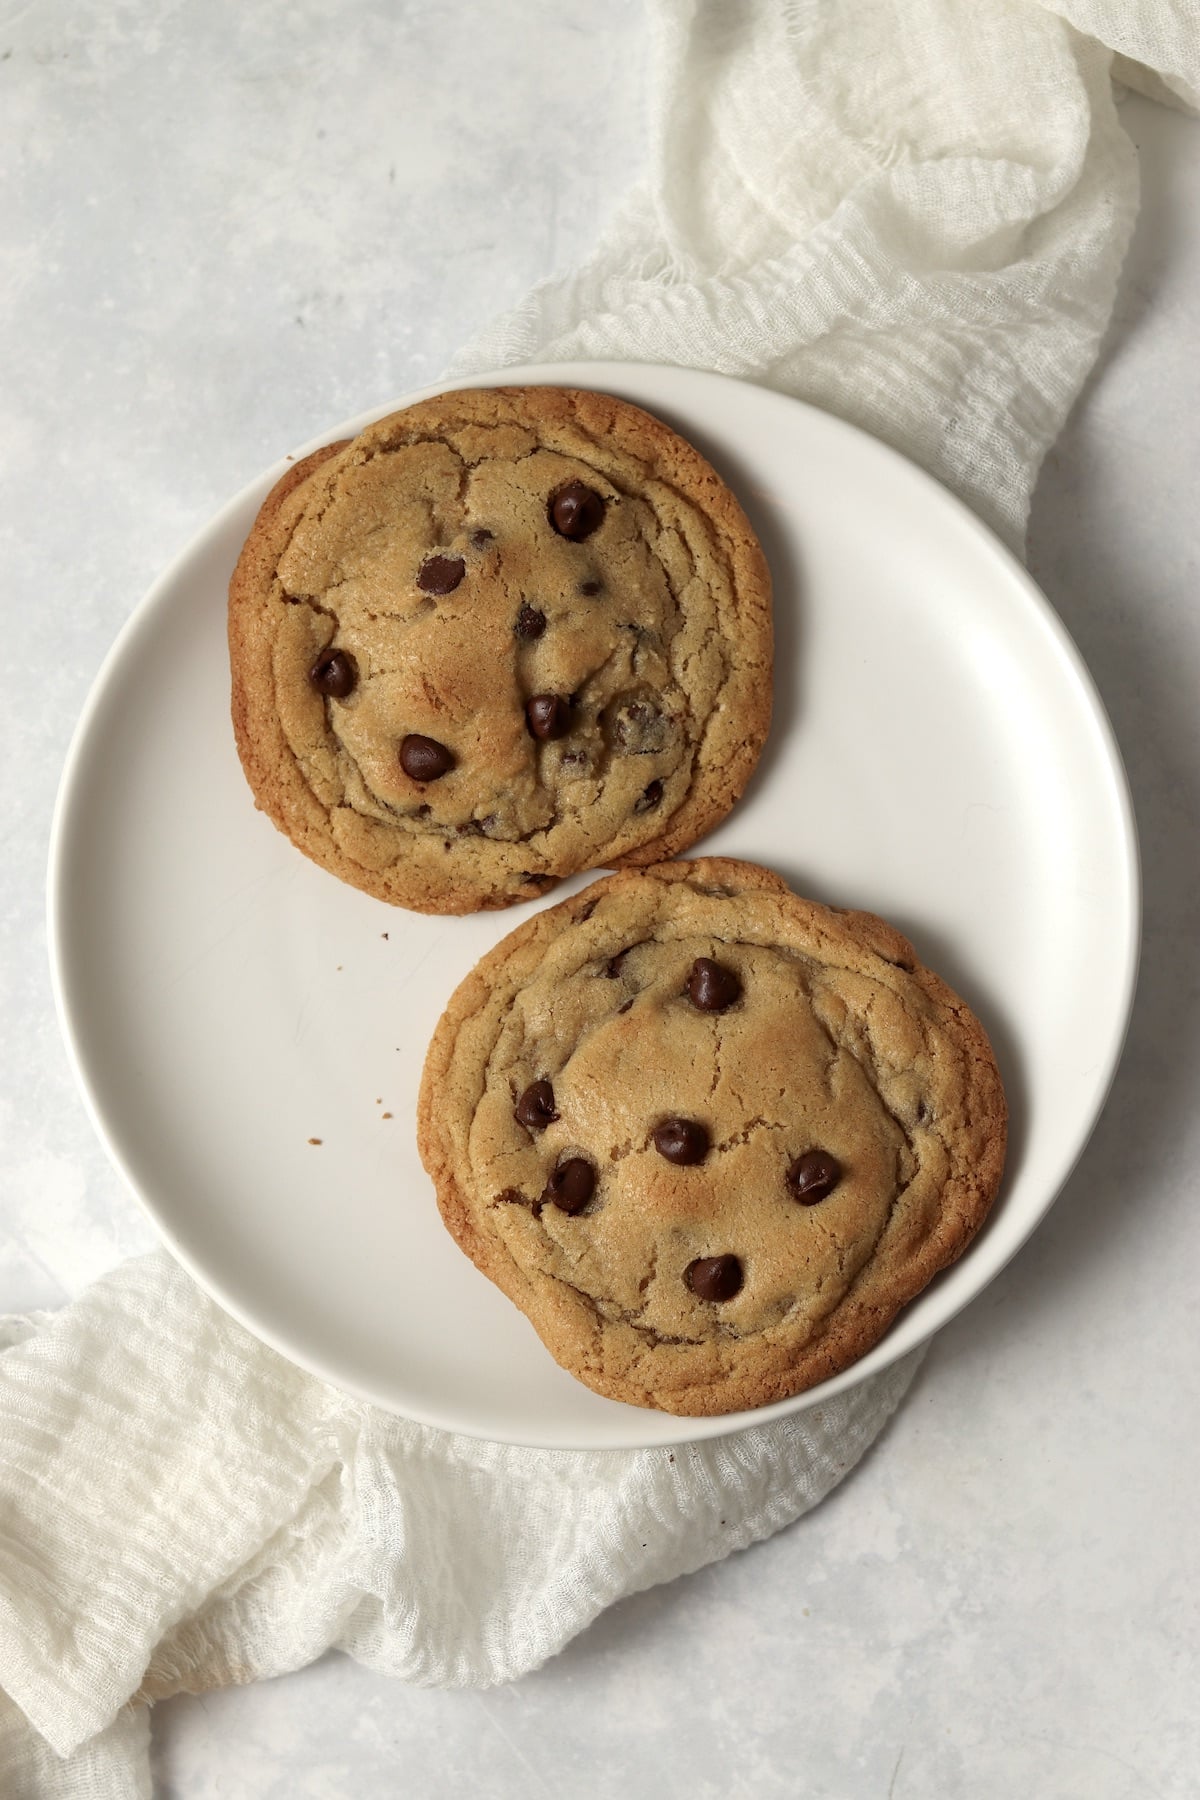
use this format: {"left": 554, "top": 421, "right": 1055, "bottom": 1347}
{"left": 228, "top": 387, "right": 772, "bottom": 913}
{"left": 418, "top": 858, "right": 1007, "bottom": 1416}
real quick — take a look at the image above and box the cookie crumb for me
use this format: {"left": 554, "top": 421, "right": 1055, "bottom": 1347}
{"left": 308, "top": 1137, "right": 322, "bottom": 1146}
{"left": 382, "top": 1112, "right": 393, "bottom": 1120}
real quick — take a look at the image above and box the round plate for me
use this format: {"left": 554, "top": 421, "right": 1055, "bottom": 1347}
{"left": 47, "top": 363, "right": 1139, "bottom": 1449}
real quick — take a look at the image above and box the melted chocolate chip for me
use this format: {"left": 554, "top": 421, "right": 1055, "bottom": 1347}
{"left": 516, "top": 604, "right": 547, "bottom": 640}
{"left": 611, "top": 697, "right": 668, "bottom": 755}
{"left": 652, "top": 1118, "right": 710, "bottom": 1165}
{"left": 308, "top": 648, "right": 358, "bottom": 699}
{"left": 526, "top": 694, "right": 571, "bottom": 740}
{"left": 515, "top": 1080, "right": 559, "bottom": 1131}
{"left": 686, "top": 958, "right": 741, "bottom": 1012}
{"left": 579, "top": 578, "right": 602, "bottom": 597}
{"left": 417, "top": 554, "right": 466, "bottom": 595}
{"left": 549, "top": 481, "right": 605, "bottom": 541}
{"left": 786, "top": 1150, "right": 842, "bottom": 1204}
{"left": 685, "top": 1254, "right": 743, "bottom": 1302}
{"left": 634, "top": 779, "right": 664, "bottom": 814}
{"left": 470, "top": 529, "right": 494, "bottom": 548}
{"left": 399, "top": 734, "right": 455, "bottom": 781}
{"left": 543, "top": 1157, "right": 595, "bottom": 1214}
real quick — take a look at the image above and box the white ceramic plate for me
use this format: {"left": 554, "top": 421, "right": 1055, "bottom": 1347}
{"left": 48, "top": 363, "right": 1139, "bottom": 1449}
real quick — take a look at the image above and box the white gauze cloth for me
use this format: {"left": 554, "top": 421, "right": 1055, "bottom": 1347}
{"left": 3, "top": 2, "right": 1196, "bottom": 1792}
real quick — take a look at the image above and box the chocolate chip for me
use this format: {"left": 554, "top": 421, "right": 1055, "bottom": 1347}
{"left": 635, "top": 779, "right": 664, "bottom": 813}
{"left": 526, "top": 694, "right": 571, "bottom": 740}
{"left": 652, "top": 1118, "right": 710, "bottom": 1165}
{"left": 417, "top": 554, "right": 465, "bottom": 595}
{"left": 515, "top": 1079, "right": 559, "bottom": 1131}
{"left": 542, "top": 1157, "right": 595, "bottom": 1214}
{"left": 611, "top": 697, "right": 668, "bottom": 754}
{"left": 516, "top": 604, "right": 547, "bottom": 640}
{"left": 686, "top": 958, "right": 741, "bottom": 1012}
{"left": 786, "top": 1150, "right": 842, "bottom": 1204}
{"left": 549, "top": 481, "right": 605, "bottom": 541}
{"left": 579, "top": 578, "right": 602, "bottom": 596}
{"left": 399, "top": 734, "right": 455, "bottom": 781}
{"left": 470, "top": 529, "right": 494, "bottom": 548}
{"left": 685, "top": 1254, "right": 743, "bottom": 1302}
{"left": 309, "top": 648, "right": 357, "bottom": 698}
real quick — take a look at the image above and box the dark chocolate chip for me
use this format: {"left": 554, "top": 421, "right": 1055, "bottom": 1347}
{"left": 526, "top": 694, "right": 571, "bottom": 740}
{"left": 579, "top": 578, "right": 602, "bottom": 597}
{"left": 549, "top": 481, "right": 605, "bottom": 541}
{"left": 417, "top": 554, "right": 466, "bottom": 595}
{"left": 470, "top": 529, "right": 494, "bottom": 548}
{"left": 515, "top": 1079, "right": 559, "bottom": 1131}
{"left": 652, "top": 1118, "right": 710, "bottom": 1165}
{"left": 685, "top": 1254, "right": 743, "bottom": 1302}
{"left": 516, "top": 604, "right": 547, "bottom": 640}
{"left": 399, "top": 734, "right": 455, "bottom": 781}
{"left": 542, "top": 1157, "right": 595, "bottom": 1214}
{"left": 635, "top": 779, "right": 664, "bottom": 814}
{"left": 786, "top": 1150, "right": 842, "bottom": 1204}
{"left": 686, "top": 957, "right": 741, "bottom": 1012}
{"left": 617, "top": 998, "right": 634, "bottom": 1015}
{"left": 309, "top": 647, "right": 358, "bottom": 699}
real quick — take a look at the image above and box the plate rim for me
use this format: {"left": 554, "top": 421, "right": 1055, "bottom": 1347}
{"left": 45, "top": 360, "right": 1142, "bottom": 1448}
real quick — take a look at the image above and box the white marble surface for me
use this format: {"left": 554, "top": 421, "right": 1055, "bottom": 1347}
{"left": 2, "top": 5, "right": 1199, "bottom": 1795}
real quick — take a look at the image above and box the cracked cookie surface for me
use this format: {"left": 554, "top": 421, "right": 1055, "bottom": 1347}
{"left": 228, "top": 387, "right": 772, "bottom": 913}
{"left": 418, "top": 858, "right": 1007, "bottom": 1415}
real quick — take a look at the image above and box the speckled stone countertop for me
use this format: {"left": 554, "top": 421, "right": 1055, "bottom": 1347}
{"left": 2, "top": 6, "right": 1198, "bottom": 1795}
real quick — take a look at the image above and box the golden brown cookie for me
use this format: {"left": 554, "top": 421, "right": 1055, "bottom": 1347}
{"left": 418, "top": 858, "right": 1007, "bottom": 1415}
{"left": 228, "top": 387, "right": 772, "bottom": 913}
